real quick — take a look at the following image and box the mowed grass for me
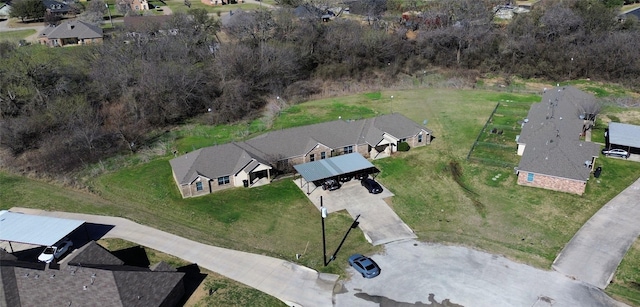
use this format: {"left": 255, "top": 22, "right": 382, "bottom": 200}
{"left": 2, "top": 87, "right": 640, "bottom": 304}
{"left": 0, "top": 29, "right": 36, "bottom": 42}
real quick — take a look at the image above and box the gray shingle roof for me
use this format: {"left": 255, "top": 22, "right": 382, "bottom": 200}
{"left": 518, "top": 86, "right": 601, "bottom": 181}
{"left": 40, "top": 20, "right": 103, "bottom": 40}
{"left": 170, "top": 113, "right": 431, "bottom": 184}
{"left": 2, "top": 241, "right": 185, "bottom": 307}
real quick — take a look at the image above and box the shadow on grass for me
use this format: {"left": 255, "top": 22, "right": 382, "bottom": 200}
{"left": 177, "top": 263, "right": 208, "bottom": 305}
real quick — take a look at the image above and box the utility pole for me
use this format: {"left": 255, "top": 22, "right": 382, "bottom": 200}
{"left": 321, "top": 197, "right": 328, "bottom": 266}
{"left": 105, "top": 3, "right": 113, "bottom": 28}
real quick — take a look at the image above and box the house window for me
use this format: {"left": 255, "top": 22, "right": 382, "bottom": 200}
{"left": 310, "top": 154, "right": 315, "bottom": 162}
{"left": 196, "top": 181, "right": 203, "bottom": 191}
{"left": 344, "top": 146, "right": 354, "bottom": 154}
{"left": 418, "top": 134, "right": 423, "bottom": 143}
{"left": 321, "top": 152, "right": 326, "bottom": 159}
{"left": 527, "top": 173, "right": 534, "bottom": 182}
{"left": 218, "top": 176, "right": 230, "bottom": 185}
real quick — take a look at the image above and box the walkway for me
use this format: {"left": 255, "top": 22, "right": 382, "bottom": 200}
{"left": 9, "top": 207, "right": 338, "bottom": 307}
{"left": 553, "top": 177, "right": 640, "bottom": 289}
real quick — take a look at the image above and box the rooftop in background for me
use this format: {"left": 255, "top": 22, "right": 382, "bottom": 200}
{"left": 0, "top": 210, "right": 85, "bottom": 246}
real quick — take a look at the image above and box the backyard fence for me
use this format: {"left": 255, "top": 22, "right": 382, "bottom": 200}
{"left": 466, "top": 103, "right": 500, "bottom": 161}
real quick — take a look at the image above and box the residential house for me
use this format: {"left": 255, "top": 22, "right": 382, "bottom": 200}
{"left": 170, "top": 113, "right": 433, "bottom": 198}
{"left": 0, "top": 3, "right": 11, "bottom": 19}
{"left": 0, "top": 241, "right": 185, "bottom": 307}
{"left": 124, "top": 15, "right": 175, "bottom": 37}
{"left": 43, "top": 0, "right": 70, "bottom": 16}
{"left": 121, "top": 0, "right": 149, "bottom": 11}
{"left": 38, "top": 20, "right": 103, "bottom": 47}
{"left": 516, "top": 86, "right": 601, "bottom": 195}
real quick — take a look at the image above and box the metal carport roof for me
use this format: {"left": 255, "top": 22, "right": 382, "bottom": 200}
{"left": 609, "top": 122, "right": 640, "bottom": 149}
{"left": 293, "top": 153, "right": 375, "bottom": 182}
{"left": 0, "top": 210, "right": 85, "bottom": 246}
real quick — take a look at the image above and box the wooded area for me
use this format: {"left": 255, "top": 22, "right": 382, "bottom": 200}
{"left": 1, "top": 0, "right": 639, "bottom": 175}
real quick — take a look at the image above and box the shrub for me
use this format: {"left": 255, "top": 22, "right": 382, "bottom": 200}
{"left": 398, "top": 141, "right": 410, "bottom": 152}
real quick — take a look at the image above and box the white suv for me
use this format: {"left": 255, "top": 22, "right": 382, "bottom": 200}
{"left": 38, "top": 239, "right": 73, "bottom": 263}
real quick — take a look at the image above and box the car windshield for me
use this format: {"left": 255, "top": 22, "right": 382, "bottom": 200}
{"left": 365, "top": 263, "right": 377, "bottom": 270}
{"left": 43, "top": 247, "right": 55, "bottom": 254}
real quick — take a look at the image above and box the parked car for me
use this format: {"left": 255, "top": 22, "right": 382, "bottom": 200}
{"left": 601, "top": 148, "right": 630, "bottom": 159}
{"left": 322, "top": 178, "right": 341, "bottom": 191}
{"left": 38, "top": 239, "right": 73, "bottom": 263}
{"left": 348, "top": 254, "right": 381, "bottom": 278}
{"left": 361, "top": 178, "right": 383, "bottom": 194}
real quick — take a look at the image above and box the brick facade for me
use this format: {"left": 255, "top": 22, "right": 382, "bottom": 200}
{"left": 517, "top": 172, "right": 587, "bottom": 195}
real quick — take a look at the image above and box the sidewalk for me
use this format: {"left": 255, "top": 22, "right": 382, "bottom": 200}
{"left": 10, "top": 207, "right": 338, "bottom": 307}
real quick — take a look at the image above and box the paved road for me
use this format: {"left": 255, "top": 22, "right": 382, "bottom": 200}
{"left": 335, "top": 240, "right": 627, "bottom": 307}
{"left": 297, "top": 179, "right": 417, "bottom": 245}
{"left": 553, "top": 177, "right": 640, "bottom": 289}
{"left": 9, "top": 207, "right": 338, "bottom": 307}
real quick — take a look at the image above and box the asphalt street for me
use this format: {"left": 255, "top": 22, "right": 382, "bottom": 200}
{"left": 335, "top": 240, "right": 628, "bottom": 307}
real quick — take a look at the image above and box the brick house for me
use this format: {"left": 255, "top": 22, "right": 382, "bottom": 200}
{"left": 38, "top": 20, "right": 103, "bottom": 47}
{"left": 0, "top": 241, "right": 185, "bottom": 307}
{"left": 170, "top": 113, "right": 433, "bottom": 198}
{"left": 516, "top": 86, "right": 601, "bottom": 195}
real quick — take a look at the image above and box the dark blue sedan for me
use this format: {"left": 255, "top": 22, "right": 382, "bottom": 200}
{"left": 348, "top": 254, "right": 381, "bottom": 278}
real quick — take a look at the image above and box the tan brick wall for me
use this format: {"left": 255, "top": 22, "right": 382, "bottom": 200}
{"left": 356, "top": 144, "right": 370, "bottom": 157}
{"left": 307, "top": 144, "right": 331, "bottom": 162}
{"left": 517, "top": 172, "right": 587, "bottom": 195}
{"left": 402, "top": 130, "right": 431, "bottom": 148}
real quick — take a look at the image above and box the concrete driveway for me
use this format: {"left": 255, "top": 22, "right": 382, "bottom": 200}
{"left": 296, "top": 179, "right": 417, "bottom": 246}
{"left": 553, "top": 177, "right": 640, "bottom": 289}
{"left": 335, "top": 240, "right": 627, "bottom": 307}
{"left": 9, "top": 207, "right": 338, "bottom": 307}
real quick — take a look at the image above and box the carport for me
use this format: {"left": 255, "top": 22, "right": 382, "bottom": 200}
{"left": 0, "top": 210, "right": 86, "bottom": 252}
{"left": 294, "top": 153, "right": 379, "bottom": 195}
{"left": 606, "top": 122, "right": 640, "bottom": 155}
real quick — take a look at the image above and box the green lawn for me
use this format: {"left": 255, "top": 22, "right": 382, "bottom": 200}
{"left": 0, "top": 29, "right": 36, "bottom": 43}
{"left": 2, "top": 86, "right": 640, "bottom": 305}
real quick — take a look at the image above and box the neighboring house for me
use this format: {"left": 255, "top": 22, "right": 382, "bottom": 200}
{"left": 43, "top": 0, "right": 70, "bottom": 16}
{"left": 38, "top": 20, "right": 103, "bottom": 47}
{"left": 516, "top": 86, "right": 601, "bottom": 195}
{"left": 0, "top": 3, "right": 11, "bottom": 18}
{"left": 123, "top": 15, "right": 177, "bottom": 37}
{"left": 120, "top": 0, "right": 149, "bottom": 11}
{"left": 0, "top": 241, "right": 185, "bottom": 307}
{"left": 170, "top": 113, "right": 433, "bottom": 198}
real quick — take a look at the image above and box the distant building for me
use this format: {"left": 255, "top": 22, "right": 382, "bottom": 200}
{"left": 38, "top": 20, "right": 103, "bottom": 47}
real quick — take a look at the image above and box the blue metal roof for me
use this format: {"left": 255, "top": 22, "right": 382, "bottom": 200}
{"left": 293, "top": 153, "right": 375, "bottom": 182}
{"left": 0, "top": 210, "right": 85, "bottom": 246}
{"left": 609, "top": 122, "right": 640, "bottom": 149}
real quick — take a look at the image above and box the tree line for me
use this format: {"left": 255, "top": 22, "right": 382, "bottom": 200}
{"left": 1, "top": 0, "right": 639, "bottom": 176}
